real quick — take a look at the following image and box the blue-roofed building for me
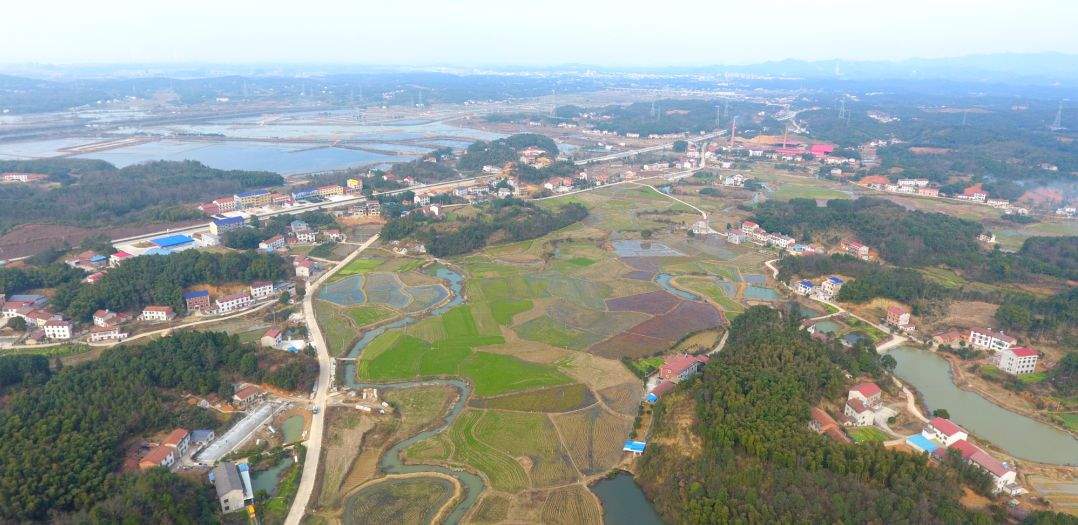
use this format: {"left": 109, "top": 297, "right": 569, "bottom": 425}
{"left": 819, "top": 275, "right": 846, "bottom": 299}
{"left": 795, "top": 279, "right": 815, "bottom": 296}
{"left": 623, "top": 440, "right": 646, "bottom": 456}
{"left": 151, "top": 234, "right": 195, "bottom": 251}
{"left": 210, "top": 215, "right": 246, "bottom": 235}
{"left": 906, "top": 434, "right": 940, "bottom": 455}
{"left": 89, "top": 254, "right": 108, "bottom": 266}
{"left": 291, "top": 189, "right": 319, "bottom": 201}
{"left": 143, "top": 247, "right": 173, "bottom": 256}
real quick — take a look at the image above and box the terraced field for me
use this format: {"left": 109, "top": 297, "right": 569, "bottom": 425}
{"left": 341, "top": 477, "right": 452, "bottom": 525}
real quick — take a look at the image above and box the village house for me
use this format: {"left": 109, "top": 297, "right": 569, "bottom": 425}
{"left": 932, "top": 329, "right": 966, "bottom": 349}
{"left": 841, "top": 240, "right": 871, "bottom": 261}
{"left": 234, "top": 189, "right": 272, "bottom": 209}
{"left": 193, "top": 232, "right": 219, "bottom": 247}
{"left": 212, "top": 197, "right": 237, "bottom": 212}
{"left": 210, "top": 215, "right": 245, "bottom": 235}
{"left": 810, "top": 407, "right": 852, "bottom": 443}
{"left": 139, "top": 445, "right": 176, "bottom": 470}
{"left": 658, "top": 354, "right": 710, "bottom": 383}
{"left": 994, "top": 346, "right": 1038, "bottom": 375}
{"left": 184, "top": 290, "right": 211, "bottom": 311}
{"left": 842, "top": 382, "right": 884, "bottom": 427}
{"left": 794, "top": 279, "right": 815, "bottom": 296}
{"left": 259, "top": 234, "right": 286, "bottom": 252}
{"left": 216, "top": 293, "right": 253, "bottom": 313}
{"left": 323, "top": 229, "right": 345, "bottom": 242}
{"left": 917, "top": 187, "right": 940, "bottom": 197}
{"left": 932, "top": 439, "right": 1019, "bottom": 493}
{"left": 294, "top": 257, "right": 314, "bottom": 279}
{"left": 817, "top": 276, "right": 845, "bottom": 300}
{"left": 261, "top": 327, "right": 283, "bottom": 348}
{"left": 89, "top": 324, "right": 128, "bottom": 343}
{"left": 923, "top": 417, "right": 968, "bottom": 447}
{"left": 93, "top": 309, "right": 124, "bottom": 327}
{"left": 109, "top": 250, "right": 134, "bottom": 267}
{"left": 232, "top": 385, "right": 265, "bottom": 409}
{"left": 43, "top": 320, "right": 72, "bottom": 340}
{"left": 318, "top": 184, "right": 344, "bottom": 198}
{"left": 1, "top": 172, "right": 47, "bottom": 183}
{"left": 163, "top": 428, "right": 191, "bottom": 457}
{"left": 84, "top": 271, "right": 107, "bottom": 284}
{"left": 213, "top": 462, "right": 248, "bottom": 513}
{"left": 139, "top": 305, "right": 175, "bottom": 322}
{"left": 886, "top": 305, "right": 911, "bottom": 327}
{"left": 250, "top": 281, "right": 274, "bottom": 299}
{"left": 968, "top": 328, "right": 1016, "bottom": 352}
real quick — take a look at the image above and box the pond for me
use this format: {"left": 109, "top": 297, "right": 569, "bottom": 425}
{"left": 251, "top": 456, "right": 295, "bottom": 497}
{"left": 281, "top": 415, "right": 304, "bottom": 443}
{"left": 888, "top": 346, "right": 1078, "bottom": 465}
{"left": 611, "top": 240, "right": 684, "bottom": 258}
{"left": 319, "top": 275, "right": 367, "bottom": 306}
{"left": 591, "top": 473, "right": 663, "bottom": 525}
{"left": 811, "top": 320, "right": 841, "bottom": 334}
{"left": 743, "top": 285, "right": 781, "bottom": 301}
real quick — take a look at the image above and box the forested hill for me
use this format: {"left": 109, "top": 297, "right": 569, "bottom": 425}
{"left": 0, "top": 159, "right": 283, "bottom": 232}
{"left": 0, "top": 331, "right": 315, "bottom": 520}
{"left": 637, "top": 307, "right": 992, "bottom": 523}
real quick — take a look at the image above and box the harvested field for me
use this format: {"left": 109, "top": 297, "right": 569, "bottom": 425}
{"left": 628, "top": 301, "right": 725, "bottom": 340}
{"left": 470, "top": 493, "right": 511, "bottom": 523}
{"left": 551, "top": 405, "right": 632, "bottom": 475}
{"left": 605, "top": 290, "right": 680, "bottom": 315}
{"left": 624, "top": 269, "right": 655, "bottom": 280}
{"left": 589, "top": 332, "right": 667, "bottom": 359}
{"left": 443, "top": 409, "right": 528, "bottom": 493}
{"left": 517, "top": 315, "right": 602, "bottom": 350}
{"left": 620, "top": 257, "right": 666, "bottom": 273}
{"left": 316, "top": 408, "right": 374, "bottom": 509}
{"left": 403, "top": 284, "right": 449, "bottom": 313}
{"left": 539, "top": 485, "right": 602, "bottom": 525}
{"left": 597, "top": 382, "right": 645, "bottom": 416}
{"left": 469, "top": 383, "right": 594, "bottom": 413}
{"left": 341, "top": 477, "right": 453, "bottom": 525}
{"left": 345, "top": 305, "right": 395, "bottom": 328}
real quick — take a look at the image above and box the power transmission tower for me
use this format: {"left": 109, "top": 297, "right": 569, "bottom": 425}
{"left": 1050, "top": 101, "right": 1064, "bottom": 131}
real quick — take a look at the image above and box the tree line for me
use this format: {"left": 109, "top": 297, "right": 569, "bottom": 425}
{"left": 457, "top": 133, "right": 559, "bottom": 171}
{"left": 0, "top": 331, "right": 314, "bottom": 520}
{"left": 0, "top": 159, "right": 283, "bottom": 234}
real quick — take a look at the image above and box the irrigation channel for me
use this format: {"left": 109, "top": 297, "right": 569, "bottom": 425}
{"left": 335, "top": 265, "right": 486, "bottom": 524}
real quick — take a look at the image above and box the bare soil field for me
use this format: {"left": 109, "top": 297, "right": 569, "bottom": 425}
{"left": 0, "top": 220, "right": 204, "bottom": 260}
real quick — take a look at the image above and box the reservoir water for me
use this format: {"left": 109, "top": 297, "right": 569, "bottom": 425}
{"left": 888, "top": 346, "right": 1078, "bottom": 465}
{"left": 591, "top": 473, "right": 663, "bottom": 525}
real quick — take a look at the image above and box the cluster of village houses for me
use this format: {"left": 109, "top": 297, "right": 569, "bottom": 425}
{"left": 933, "top": 327, "right": 1040, "bottom": 376}
{"left": 857, "top": 177, "right": 1034, "bottom": 216}
{"left": 736, "top": 220, "right": 877, "bottom": 262}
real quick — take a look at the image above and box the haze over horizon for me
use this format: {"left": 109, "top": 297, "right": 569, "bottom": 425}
{"left": 4, "top": 0, "right": 1077, "bottom": 67}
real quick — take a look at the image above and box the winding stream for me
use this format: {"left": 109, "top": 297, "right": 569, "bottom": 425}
{"left": 338, "top": 265, "right": 483, "bottom": 524}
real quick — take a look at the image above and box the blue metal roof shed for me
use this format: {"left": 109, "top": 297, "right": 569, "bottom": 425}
{"left": 623, "top": 440, "right": 647, "bottom": 454}
{"left": 151, "top": 234, "right": 195, "bottom": 248}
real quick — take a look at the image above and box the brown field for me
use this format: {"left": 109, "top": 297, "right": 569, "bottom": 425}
{"left": 589, "top": 332, "right": 668, "bottom": 359}
{"left": 605, "top": 290, "right": 680, "bottom": 315}
{"left": 539, "top": 485, "right": 603, "bottom": 525}
{"left": 469, "top": 493, "right": 512, "bottom": 523}
{"left": 927, "top": 301, "right": 999, "bottom": 334}
{"left": 316, "top": 408, "right": 377, "bottom": 509}
{"left": 627, "top": 301, "right": 724, "bottom": 341}
{"left": 596, "top": 382, "right": 644, "bottom": 417}
{"left": 551, "top": 405, "right": 633, "bottom": 475}
{"left": 0, "top": 220, "right": 204, "bottom": 260}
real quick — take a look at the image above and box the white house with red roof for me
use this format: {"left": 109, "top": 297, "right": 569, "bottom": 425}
{"left": 968, "top": 328, "right": 1016, "bottom": 352}
{"left": 994, "top": 346, "right": 1038, "bottom": 375}
{"left": 843, "top": 398, "right": 876, "bottom": 426}
{"left": 261, "top": 327, "right": 283, "bottom": 348}
{"left": 43, "top": 320, "right": 72, "bottom": 340}
{"left": 848, "top": 382, "right": 882, "bottom": 407}
{"left": 886, "top": 305, "right": 911, "bottom": 327}
{"left": 162, "top": 428, "right": 191, "bottom": 456}
{"left": 933, "top": 439, "right": 1019, "bottom": 493}
{"left": 89, "top": 324, "right": 128, "bottom": 343}
{"left": 922, "top": 417, "right": 968, "bottom": 447}
{"left": 109, "top": 250, "right": 134, "bottom": 268}
{"left": 216, "top": 293, "right": 253, "bottom": 313}
{"left": 657, "top": 354, "right": 710, "bottom": 383}
{"left": 139, "top": 306, "right": 175, "bottom": 322}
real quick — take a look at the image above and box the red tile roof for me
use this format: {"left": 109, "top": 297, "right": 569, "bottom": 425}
{"left": 234, "top": 385, "right": 262, "bottom": 401}
{"left": 650, "top": 380, "right": 676, "bottom": 397}
{"left": 846, "top": 398, "right": 870, "bottom": 414}
{"left": 859, "top": 175, "right": 889, "bottom": 186}
{"left": 887, "top": 305, "right": 909, "bottom": 316}
{"left": 659, "top": 354, "right": 709, "bottom": 378}
{"left": 162, "top": 428, "right": 189, "bottom": 448}
{"left": 1009, "top": 346, "right": 1038, "bottom": 358}
{"left": 970, "top": 450, "right": 1012, "bottom": 478}
{"left": 933, "top": 438, "right": 980, "bottom": 460}
{"left": 972, "top": 328, "right": 1017, "bottom": 344}
{"left": 263, "top": 327, "right": 282, "bottom": 339}
{"left": 851, "top": 382, "right": 881, "bottom": 398}
{"left": 140, "top": 445, "right": 173, "bottom": 467}
{"left": 929, "top": 417, "right": 966, "bottom": 437}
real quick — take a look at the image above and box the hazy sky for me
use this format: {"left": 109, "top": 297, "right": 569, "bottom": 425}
{"left": 4, "top": 0, "right": 1077, "bottom": 66}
